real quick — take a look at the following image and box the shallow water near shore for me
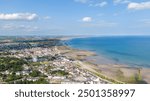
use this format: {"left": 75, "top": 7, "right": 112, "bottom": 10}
{"left": 67, "top": 36, "right": 150, "bottom": 68}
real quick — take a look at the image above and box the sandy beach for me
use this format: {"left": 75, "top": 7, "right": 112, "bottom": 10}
{"left": 57, "top": 46, "right": 150, "bottom": 84}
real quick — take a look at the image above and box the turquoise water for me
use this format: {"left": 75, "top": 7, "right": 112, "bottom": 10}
{"left": 67, "top": 36, "right": 150, "bottom": 68}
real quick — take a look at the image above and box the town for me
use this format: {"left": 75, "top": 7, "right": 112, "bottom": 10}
{"left": 0, "top": 38, "right": 110, "bottom": 84}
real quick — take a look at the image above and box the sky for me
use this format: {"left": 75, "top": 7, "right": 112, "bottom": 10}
{"left": 0, "top": 0, "right": 150, "bottom": 36}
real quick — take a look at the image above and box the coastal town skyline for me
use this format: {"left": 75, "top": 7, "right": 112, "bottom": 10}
{"left": 0, "top": 0, "right": 150, "bottom": 36}
{"left": 1, "top": 0, "right": 150, "bottom": 84}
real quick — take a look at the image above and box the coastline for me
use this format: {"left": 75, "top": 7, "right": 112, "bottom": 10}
{"left": 57, "top": 46, "right": 122, "bottom": 84}
{"left": 1, "top": 36, "right": 150, "bottom": 84}
{"left": 62, "top": 39, "right": 150, "bottom": 83}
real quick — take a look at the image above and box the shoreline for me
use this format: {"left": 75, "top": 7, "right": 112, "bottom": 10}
{"left": 62, "top": 45, "right": 150, "bottom": 84}
{"left": 58, "top": 46, "right": 123, "bottom": 84}
{"left": 65, "top": 36, "right": 150, "bottom": 68}
{"left": 1, "top": 36, "right": 150, "bottom": 84}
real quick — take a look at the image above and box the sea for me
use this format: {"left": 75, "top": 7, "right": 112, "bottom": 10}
{"left": 67, "top": 36, "right": 150, "bottom": 68}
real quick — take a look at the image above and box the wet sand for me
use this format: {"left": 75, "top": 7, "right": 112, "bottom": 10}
{"left": 57, "top": 46, "right": 150, "bottom": 84}
{"left": 85, "top": 55, "right": 150, "bottom": 84}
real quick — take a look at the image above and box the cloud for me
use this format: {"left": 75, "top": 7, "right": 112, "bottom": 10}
{"left": 75, "top": 0, "right": 107, "bottom": 7}
{"left": 74, "top": 0, "right": 89, "bottom": 3}
{"left": 128, "top": 1, "right": 150, "bottom": 10}
{"left": 82, "top": 17, "right": 92, "bottom": 22}
{"left": 0, "top": 24, "right": 39, "bottom": 32}
{"left": 43, "top": 16, "right": 51, "bottom": 20}
{"left": 98, "top": 1, "right": 107, "bottom": 7}
{"left": 113, "top": 0, "right": 130, "bottom": 4}
{"left": 90, "top": 1, "right": 107, "bottom": 7}
{"left": 0, "top": 13, "right": 38, "bottom": 21}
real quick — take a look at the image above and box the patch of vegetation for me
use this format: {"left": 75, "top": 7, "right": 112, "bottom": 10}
{"left": 95, "top": 72, "right": 124, "bottom": 84}
{"left": 125, "top": 69, "right": 147, "bottom": 84}
{"left": 3, "top": 72, "right": 23, "bottom": 82}
{"left": 29, "top": 70, "right": 41, "bottom": 77}
{"left": 51, "top": 70, "right": 69, "bottom": 76}
{"left": 34, "top": 78, "right": 49, "bottom": 84}
{"left": 128, "top": 69, "right": 147, "bottom": 84}
{"left": 11, "top": 79, "right": 33, "bottom": 84}
{"left": 0, "top": 57, "right": 26, "bottom": 72}
{"left": 14, "top": 78, "right": 49, "bottom": 84}
{"left": 76, "top": 62, "right": 124, "bottom": 84}
{"left": 31, "top": 62, "right": 42, "bottom": 67}
{"left": 116, "top": 69, "right": 125, "bottom": 80}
